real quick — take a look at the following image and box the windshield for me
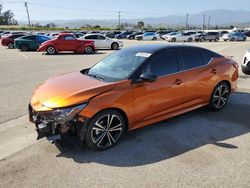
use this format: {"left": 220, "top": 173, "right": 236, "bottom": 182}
{"left": 87, "top": 49, "right": 150, "bottom": 82}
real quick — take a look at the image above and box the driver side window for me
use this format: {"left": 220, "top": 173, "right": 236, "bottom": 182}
{"left": 64, "top": 35, "right": 75, "bottom": 40}
{"left": 142, "top": 50, "right": 179, "bottom": 77}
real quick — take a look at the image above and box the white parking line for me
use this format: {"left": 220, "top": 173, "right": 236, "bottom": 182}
{"left": 19, "top": 52, "right": 28, "bottom": 59}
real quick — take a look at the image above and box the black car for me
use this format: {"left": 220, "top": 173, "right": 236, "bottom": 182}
{"left": 105, "top": 31, "right": 121, "bottom": 38}
{"left": 196, "top": 32, "right": 220, "bottom": 42}
{"left": 127, "top": 32, "right": 144, "bottom": 40}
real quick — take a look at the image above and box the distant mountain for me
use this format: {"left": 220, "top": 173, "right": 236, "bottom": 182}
{"left": 20, "top": 9, "right": 250, "bottom": 28}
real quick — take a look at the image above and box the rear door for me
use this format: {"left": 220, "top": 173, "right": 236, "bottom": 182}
{"left": 179, "top": 48, "right": 219, "bottom": 107}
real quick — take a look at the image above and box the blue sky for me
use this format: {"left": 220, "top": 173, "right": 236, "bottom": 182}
{"left": 1, "top": 0, "right": 250, "bottom": 21}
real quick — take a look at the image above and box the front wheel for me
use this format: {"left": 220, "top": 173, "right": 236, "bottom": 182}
{"left": 187, "top": 38, "right": 193, "bottom": 42}
{"left": 208, "top": 82, "right": 230, "bottom": 111}
{"left": 46, "top": 46, "right": 56, "bottom": 55}
{"left": 111, "top": 42, "right": 119, "bottom": 50}
{"left": 84, "top": 110, "right": 126, "bottom": 151}
{"left": 171, "top": 38, "right": 176, "bottom": 42}
{"left": 152, "top": 37, "right": 157, "bottom": 40}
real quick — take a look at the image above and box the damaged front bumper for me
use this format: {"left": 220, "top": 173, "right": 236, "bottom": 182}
{"left": 28, "top": 104, "right": 88, "bottom": 143}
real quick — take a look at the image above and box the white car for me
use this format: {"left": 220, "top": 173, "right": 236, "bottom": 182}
{"left": 162, "top": 32, "right": 178, "bottom": 40}
{"left": 81, "top": 34, "right": 123, "bottom": 50}
{"left": 135, "top": 32, "right": 160, "bottom": 41}
{"left": 242, "top": 49, "right": 250, "bottom": 75}
{"left": 165, "top": 32, "right": 193, "bottom": 42}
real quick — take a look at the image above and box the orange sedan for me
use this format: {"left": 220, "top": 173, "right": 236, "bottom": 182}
{"left": 29, "top": 44, "right": 238, "bottom": 150}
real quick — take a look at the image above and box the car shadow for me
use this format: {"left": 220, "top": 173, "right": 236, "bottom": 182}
{"left": 56, "top": 92, "right": 250, "bottom": 167}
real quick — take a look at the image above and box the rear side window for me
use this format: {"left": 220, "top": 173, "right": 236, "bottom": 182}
{"left": 144, "top": 50, "right": 179, "bottom": 77}
{"left": 64, "top": 35, "right": 75, "bottom": 40}
{"left": 85, "top": 35, "right": 98, "bottom": 40}
{"left": 23, "top": 36, "right": 36, "bottom": 40}
{"left": 182, "top": 49, "right": 205, "bottom": 70}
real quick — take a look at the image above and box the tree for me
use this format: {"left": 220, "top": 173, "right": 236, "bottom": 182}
{"left": 137, "top": 21, "right": 144, "bottom": 29}
{"left": 0, "top": 4, "right": 18, "bottom": 25}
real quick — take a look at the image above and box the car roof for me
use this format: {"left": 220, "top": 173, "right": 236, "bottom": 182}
{"left": 123, "top": 44, "right": 207, "bottom": 53}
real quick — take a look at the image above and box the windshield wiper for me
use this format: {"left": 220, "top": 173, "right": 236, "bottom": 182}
{"left": 88, "top": 74, "right": 105, "bottom": 81}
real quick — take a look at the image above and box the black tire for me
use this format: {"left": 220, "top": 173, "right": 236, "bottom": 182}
{"left": 171, "top": 38, "right": 176, "bottom": 42}
{"left": 84, "top": 109, "right": 126, "bottom": 151}
{"left": 20, "top": 44, "right": 29, "bottom": 51}
{"left": 188, "top": 38, "right": 193, "bottom": 42}
{"left": 7, "top": 42, "right": 14, "bottom": 49}
{"left": 152, "top": 37, "right": 157, "bottom": 40}
{"left": 111, "top": 42, "right": 119, "bottom": 50}
{"left": 85, "top": 46, "right": 94, "bottom": 54}
{"left": 46, "top": 46, "right": 56, "bottom": 55}
{"left": 230, "top": 38, "right": 235, "bottom": 42}
{"left": 208, "top": 82, "right": 230, "bottom": 111}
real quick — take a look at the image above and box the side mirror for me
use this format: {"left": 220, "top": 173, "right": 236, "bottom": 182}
{"left": 137, "top": 72, "right": 157, "bottom": 83}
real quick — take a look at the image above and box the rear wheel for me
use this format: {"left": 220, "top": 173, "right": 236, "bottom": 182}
{"left": 230, "top": 38, "right": 235, "bottom": 42}
{"left": 20, "top": 44, "right": 29, "bottom": 51}
{"left": 171, "top": 38, "right": 176, "bottom": 42}
{"left": 84, "top": 110, "right": 126, "bottom": 151}
{"left": 46, "top": 46, "right": 56, "bottom": 55}
{"left": 7, "top": 42, "right": 14, "bottom": 49}
{"left": 111, "top": 42, "right": 119, "bottom": 50}
{"left": 85, "top": 46, "right": 94, "bottom": 54}
{"left": 187, "top": 38, "right": 193, "bottom": 42}
{"left": 152, "top": 37, "right": 157, "bottom": 40}
{"left": 208, "top": 82, "right": 230, "bottom": 111}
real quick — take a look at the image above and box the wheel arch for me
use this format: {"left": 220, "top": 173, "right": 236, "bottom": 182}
{"left": 91, "top": 107, "right": 129, "bottom": 132}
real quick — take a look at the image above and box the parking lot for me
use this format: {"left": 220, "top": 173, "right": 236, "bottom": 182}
{"left": 0, "top": 40, "right": 250, "bottom": 187}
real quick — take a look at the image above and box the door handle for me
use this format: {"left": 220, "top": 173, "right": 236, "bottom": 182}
{"left": 211, "top": 69, "right": 217, "bottom": 74}
{"left": 174, "top": 79, "right": 183, "bottom": 85}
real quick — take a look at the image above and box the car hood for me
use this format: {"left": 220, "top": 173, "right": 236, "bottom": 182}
{"left": 31, "top": 71, "right": 116, "bottom": 111}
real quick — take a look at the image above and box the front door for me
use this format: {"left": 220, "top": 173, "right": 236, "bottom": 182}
{"left": 132, "top": 50, "right": 185, "bottom": 128}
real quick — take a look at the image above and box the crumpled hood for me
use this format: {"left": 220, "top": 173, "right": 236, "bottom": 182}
{"left": 31, "top": 71, "right": 115, "bottom": 111}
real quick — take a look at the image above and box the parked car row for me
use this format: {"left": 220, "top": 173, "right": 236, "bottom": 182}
{"left": 1, "top": 32, "right": 123, "bottom": 54}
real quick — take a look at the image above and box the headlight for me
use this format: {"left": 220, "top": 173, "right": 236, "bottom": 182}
{"left": 41, "top": 103, "right": 87, "bottom": 124}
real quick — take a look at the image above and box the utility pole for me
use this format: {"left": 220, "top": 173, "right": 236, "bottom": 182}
{"left": 207, "top": 16, "right": 211, "bottom": 30}
{"left": 24, "top": 2, "right": 31, "bottom": 29}
{"left": 202, "top": 14, "right": 206, "bottom": 31}
{"left": 118, "top": 11, "right": 121, "bottom": 30}
{"left": 185, "top": 13, "right": 189, "bottom": 30}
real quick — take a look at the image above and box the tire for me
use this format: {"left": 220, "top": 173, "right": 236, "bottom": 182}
{"left": 84, "top": 109, "right": 126, "bottom": 151}
{"left": 111, "top": 42, "right": 119, "bottom": 50}
{"left": 85, "top": 46, "right": 94, "bottom": 54}
{"left": 208, "top": 82, "right": 230, "bottom": 111}
{"left": 200, "top": 38, "right": 205, "bottom": 42}
{"left": 46, "top": 46, "right": 56, "bottom": 55}
{"left": 7, "top": 42, "right": 14, "bottom": 49}
{"left": 215, "top": 38, "right": 219, "bottom": 42}
{"left": 224, "top": 39, "right": 228, "bottom": 42}
{"left": 187, "top": 38, "right": 192, "bottom": 42}
{"left": 171, "top": 38, "right": 176, "bottom": 42}
{"left": 230, "top": 38, "right": 235, "bottom": 42}
{"left": 20, "top": 44, "right": 29, "bottom": 51}
{"left": 152, "top": 37, "right": 157, "bottom": 41}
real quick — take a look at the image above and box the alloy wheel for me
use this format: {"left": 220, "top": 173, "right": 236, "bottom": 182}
{"left": 212, "top": 84, "right": 229, "bottom": 109}
{"left": 47, "top": 46, "right": 56, "bottom": 55}
{"left": 91, "top": 114, "right": 123, "bottom": 148}
{"left": 8, "top": 42, "right": 14, "bottom": 49}
{"left": 85, "top": 46, "right": 93, "bottom": 54}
